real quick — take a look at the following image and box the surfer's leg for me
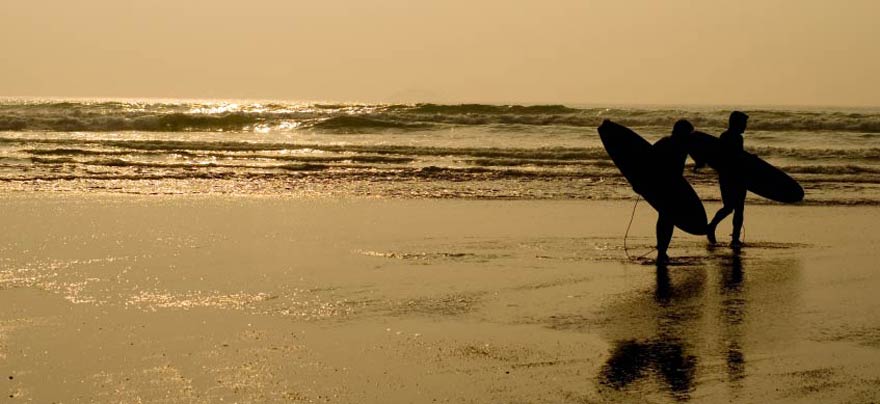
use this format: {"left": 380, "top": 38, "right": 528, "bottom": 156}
{"left": 656, "top": 215, "right": 674, "bottom": 263}
{"left": 730, "top": 188, "right": 746, "bottom": 246}
{"left": 707, "top": 205, "right": 731, "bottom": 244}
{"left": 731, "top": 213, "right": 743, "bottom": 247}
{"left": 709, "top": 175, "right": 735, "bottom": 244}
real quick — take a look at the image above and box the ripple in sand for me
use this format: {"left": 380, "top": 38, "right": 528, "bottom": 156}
{"left": 452, "top": 342, "right": 562, "bottom": 366}
{"left": 125, "top": 290, "right": 276, "bottom": 311}
{"left": 778, "top": 367, "right": 846, "bottom": 398}
{"left": 90, "top": 366, "right": 201, "bottom": 403}
{"left": 0, "top": 256, "right": 139, "bottom": 305}
{"left": 390, "top": 292, "right": 484, "bottom": 317}
{"left": 125, "top": 288, "right": 360, "bottom": 321}
{"left": 355, "top": 249, "right": 508, "bottom": 264}
{"left": 817, "top": 325, "right": 880, "bottom": 348}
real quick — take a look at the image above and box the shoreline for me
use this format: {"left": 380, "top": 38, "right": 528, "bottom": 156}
{"left": 0, "top": 187, "right": 875, "bottom": 207}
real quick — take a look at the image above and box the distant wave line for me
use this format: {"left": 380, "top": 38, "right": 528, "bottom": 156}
{"left": 2, "top": 101, "right": 880, "bottom": 133}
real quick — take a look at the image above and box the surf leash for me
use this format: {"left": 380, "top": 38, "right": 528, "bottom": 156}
{"left": 623, "top": 196, "right": 656, "bottom": 261}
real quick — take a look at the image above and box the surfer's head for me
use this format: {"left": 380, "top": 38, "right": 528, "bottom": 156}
{"left": 671, "top": 119, "right": 694, "bottom": 137}
{"left": 729, "top": 111, "right": 749, "bottom": 133}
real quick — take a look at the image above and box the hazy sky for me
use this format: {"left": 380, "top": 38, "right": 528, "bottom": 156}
{"left": 2, "top": 0, "right": 878, "bottom": 106}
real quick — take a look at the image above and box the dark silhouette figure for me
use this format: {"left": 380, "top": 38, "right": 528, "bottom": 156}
{"left": 599, "top": 264, "right": 701, "bottom": 401}
{"left": 652, "top": 119, "right": 697, "bottom": 264}
{"left": 600, "top": 338, "right": 698, "bottom": 401}
{"left": 719, "top": 250, "right": 746, "bottom": 389}
{"left": 707, "top": 112, "right": 749, "bottom": 247}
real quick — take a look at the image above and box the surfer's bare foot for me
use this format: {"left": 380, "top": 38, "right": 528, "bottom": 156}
{"left": 707, "top": 227, "right": 717, "bottom": 245}
{"left": 730, "top": 239, "right": 743, "bottom": 248}
{"left": 656, "top": 253, "right": 670, "bottom": 265}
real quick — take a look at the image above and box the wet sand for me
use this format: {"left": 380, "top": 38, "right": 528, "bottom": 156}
{"left": 1, "top": 194, "right": 879, "bottom": 403}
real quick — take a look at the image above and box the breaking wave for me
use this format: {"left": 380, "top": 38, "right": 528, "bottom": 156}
{"left": 308, "top": 115, "right": 432, "bottom": 132}
{"left": 2, "top": 100, "right": 879, "bottom": 133}
{"left": 4, "top": 136, "right": 878, "bottom": 164}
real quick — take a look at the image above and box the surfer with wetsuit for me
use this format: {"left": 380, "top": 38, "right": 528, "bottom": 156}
{"left": 653, "top": 119, "right": 697, "bottom": 264}
{"left": 706, "top": 111, "right": 749, "bottom": 247}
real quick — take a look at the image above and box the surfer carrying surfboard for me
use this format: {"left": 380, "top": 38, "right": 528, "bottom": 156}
{"left": 653, "top": 119, "right": 698, "bottom": 264}
{"left": 706, "top": 111, "right": 749, "bottom": 247}
{"left": 598, "top": 119, "right": 710, "bottom": 264}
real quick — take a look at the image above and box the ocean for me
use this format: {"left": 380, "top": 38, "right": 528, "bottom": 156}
{"left": 1, "top": 98, "right": 878, "bottom": 204}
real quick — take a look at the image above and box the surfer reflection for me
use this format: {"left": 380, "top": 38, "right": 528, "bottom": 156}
{"left": 600, "top": 338, "right": 697, "bottom": 401}
{"left": 719, "top": 250, "right": 746, "bottom": 388}
{"left": 598, "top": 252, "right": 749, "bottom": 400}
{"left": 707, "top": 111, "right": 750, "bottom": 247}
{"left": 597, "top": 249, "right": 807, "bottom": 400}
{"left": 653, "top": 120, "right": 698, "bottom": 264}
{"left": 599, "top": 264, "right": 701, "bottom": 401}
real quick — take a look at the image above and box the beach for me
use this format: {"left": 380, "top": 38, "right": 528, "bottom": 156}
{"left": 2, "top": 193, "right": 879, "bottom": 403}
{"left": 3, "top": 0, "right": 878, "bottom": 400}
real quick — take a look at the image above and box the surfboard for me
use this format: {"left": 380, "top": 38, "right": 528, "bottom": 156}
{"left": 598, "top": 120, "right": 708, "bottom": 235}
{"left": 688, "top": 131, "right": 804, "bottom": 203}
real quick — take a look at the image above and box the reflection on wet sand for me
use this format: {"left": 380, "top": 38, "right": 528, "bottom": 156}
{"left": 720, "top": 252, "right": 746, "bottom": 389}
{"left": 599, "top": 249, "right": 800, "bottom": 401}
{"left": 599, "top": 263, "right": 704, "bottom": 401}
{"left": 601, "top": 337, "right": 697, "bottom": 401}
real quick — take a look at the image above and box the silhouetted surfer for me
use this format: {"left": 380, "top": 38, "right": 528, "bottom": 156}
{"left": 653, "top": 120, "right": 696, "bottom": 264}
{"left": 707, "top": 111, "right": 749, "bottom": 247}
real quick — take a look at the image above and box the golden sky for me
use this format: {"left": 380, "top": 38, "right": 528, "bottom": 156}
{"left": 2, "top": 0, "right": 878, "bottom": 106}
